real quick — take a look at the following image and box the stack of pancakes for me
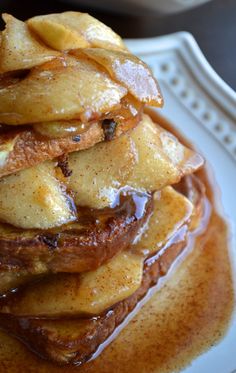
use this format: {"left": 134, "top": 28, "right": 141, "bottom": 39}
{"left": 0, "top": 12, "right": 206, "bottom": 365}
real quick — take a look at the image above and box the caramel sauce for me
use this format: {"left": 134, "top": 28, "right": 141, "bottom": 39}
{"left": 0, "top": 112, "right": 233, "bottom": 373}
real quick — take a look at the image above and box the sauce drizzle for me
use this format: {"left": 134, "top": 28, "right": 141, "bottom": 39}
{"left": 0, "top": 112, "right": 233, "bottom": 373}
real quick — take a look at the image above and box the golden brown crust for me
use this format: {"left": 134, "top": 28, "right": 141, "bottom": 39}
{"left": 0, "top": 194, "right": 153, "bottom": 275}
{"left": 0, "top": 113, "right": 140, "bottom": 179}
{"left": 0, "top": 123, "right": 102, "bottom": 179}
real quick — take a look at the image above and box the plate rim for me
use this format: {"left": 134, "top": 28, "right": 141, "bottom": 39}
{"left": 125, "top": 31, "right": 236, "bottom": 118}
{"left": 126, "top": 32, "right": 236, "bottom": 163}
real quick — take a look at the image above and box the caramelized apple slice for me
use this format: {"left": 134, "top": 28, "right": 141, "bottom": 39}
{"left": 0, "top": 161, "right": 76, "bottom": 229}
{"left": 68, "top": 133, "right": 136, "bottom": 208}
{"left": 133, "top": 187, "right": 193, "bottom": 255}
{"left": 81, "top": 48, "right": 163, "bottom": 107}
{"left": 27, "top": 12, "right": 126, "bottom": 51}
{"left": 33, "top": 119, "right": 89, "bottom": 138}
{"left": 67, "top": 114, "right": 203, "bottom": 208}
{"left": 0, "top": 14, "right": 59, "bottom": 73}
{"left": 126, "top": 114, "right": 204, "bottom": 190}
{"left": 1, "top": 252, "right": 143, "bottom": 317}
{"left": 0, "top": 56, "right": 127, "bottom": 124}
{"left": 0, "top": 270, "right": 34, "bottom": 295}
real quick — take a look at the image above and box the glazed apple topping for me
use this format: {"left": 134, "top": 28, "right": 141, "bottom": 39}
{"left": 0, "top": 12, "right": 207, "bottom": 367}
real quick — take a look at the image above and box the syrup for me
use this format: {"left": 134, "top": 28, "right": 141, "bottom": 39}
{"left": 0, "top": 112, "right": 233, "bottom": 373}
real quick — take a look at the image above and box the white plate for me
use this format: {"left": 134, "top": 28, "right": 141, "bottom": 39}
{"left": 126, "top": 32, "right": 236, "bottom": 373}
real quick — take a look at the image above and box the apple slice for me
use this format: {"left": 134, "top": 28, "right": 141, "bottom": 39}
{"left": 68, "top": 132, "right": 136, "bottom": 209}
{"left": 0, "top": 56, "right": 127, "bottom": 125}
{"left": 0, "top": 161, "right": 76, "bottom": 229}
{"left": 0, "top": 14, "right": 59, "bottom": 73}
{"left": 126, "top": 114, "right": 204, "bottom": 191}
{"left": 0, "top": 270, "right": 34, "bottom": 295}
{"left": 67, "top": 114, "right": 203, "bottom": 209}
{"left": 33, "top": 119, "right": 89, "bottom": 138}
{"left": 27, "top": 12, "right": 126, "bottom": 51}
{"left": 133, "top": 187, "right": 193, "bottom": 255}
{"left": 81, "top": 48, "right": 163, "bottom": 107}
{"left": 1, "top": 252, "right": 143, "bottom": 317}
